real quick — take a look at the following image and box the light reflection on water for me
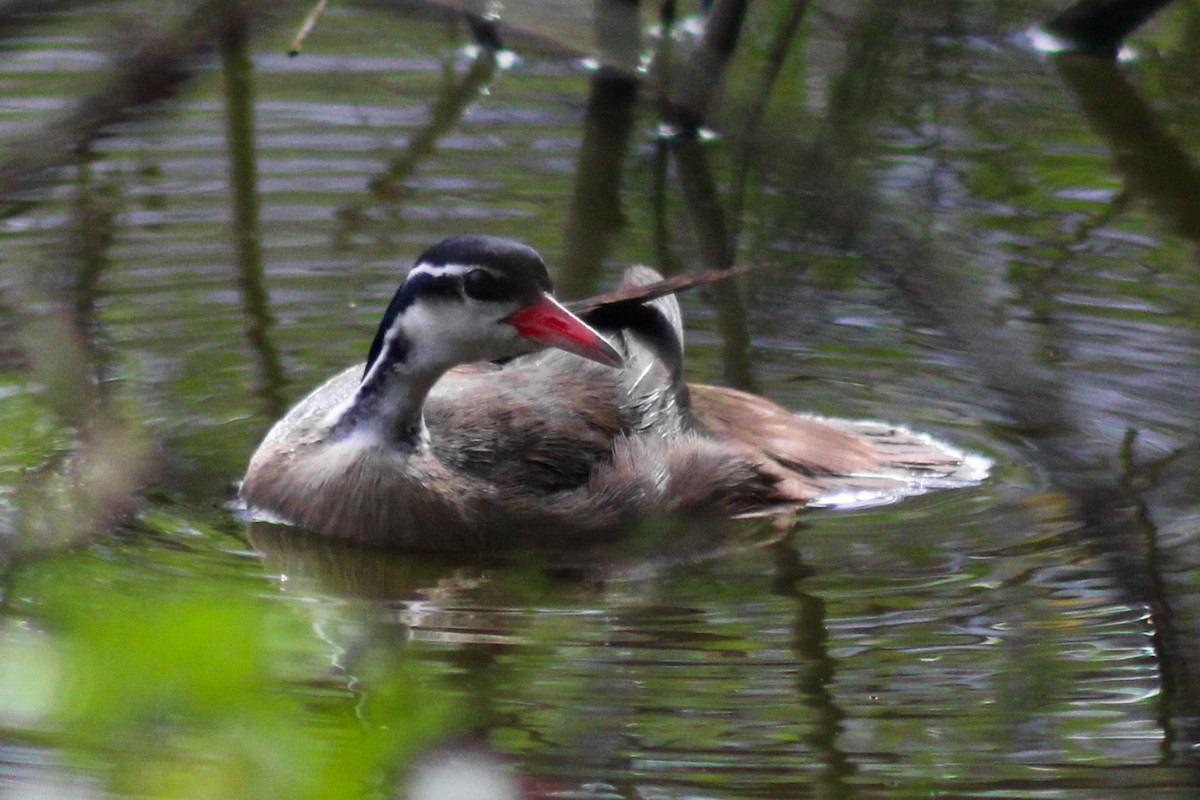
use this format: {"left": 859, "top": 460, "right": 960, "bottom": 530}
{"left": 1, "top": 1, "right": 1200, "bottom": 799}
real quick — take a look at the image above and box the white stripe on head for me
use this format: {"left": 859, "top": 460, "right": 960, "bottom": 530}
{"left": 356, "top": 260, "right": 521, "bottom": 390}
{"left": 356, "top": 262, "right": 475, "bottom": 388}
{"left": 407, "top": 262, "right": 473, "bottom": 279}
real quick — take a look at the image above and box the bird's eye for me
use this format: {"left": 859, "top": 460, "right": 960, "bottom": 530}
{"left": 462, "top": 268, "right": 506, "bottom": 301}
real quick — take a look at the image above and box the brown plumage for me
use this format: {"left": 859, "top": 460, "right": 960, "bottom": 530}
{"left": 241, "top": 236, "right": 984, "bottom": 551}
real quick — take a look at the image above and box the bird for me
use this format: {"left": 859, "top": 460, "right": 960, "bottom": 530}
{"left": 240, "top": 235, "right": 983, "bottom": 551}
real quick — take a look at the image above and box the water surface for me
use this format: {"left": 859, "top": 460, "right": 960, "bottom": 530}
{"left": 1, "top": 2, "right": 1199, "bottom": 799}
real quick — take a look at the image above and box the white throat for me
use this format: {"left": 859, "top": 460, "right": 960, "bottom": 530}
{"left": 327, "top": 287, "right": 522, "bottom": 449}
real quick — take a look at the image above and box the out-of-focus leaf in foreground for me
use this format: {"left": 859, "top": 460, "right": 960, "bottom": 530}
{"left": 0, "top": 577, "right": 459, "bottom": 800}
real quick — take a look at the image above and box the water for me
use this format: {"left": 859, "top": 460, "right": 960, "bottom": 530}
{"left": 1, "top": 1, "right": 1199, "bottom": 799}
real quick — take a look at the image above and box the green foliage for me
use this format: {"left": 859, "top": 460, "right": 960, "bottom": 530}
{"left": 0, "top": 573, "right": 460, "bottom": 800}
{"left": 0, "top": 376, "right": 73, "bottom": 477}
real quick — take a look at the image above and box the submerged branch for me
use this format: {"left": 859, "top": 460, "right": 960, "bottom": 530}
{"left": 221, "top": 7, "right": 288, "bottom": 420}
{"left": 729, "top": 0, "right": 814, "bottom": 247}
{"left": 558, "top": 69, "right": 640, "bottom": 299}
{"left": 0, "top": 0, "right": 286, "bottom": 200}
{"left": 1041, "top": 0, "right": 1174, "bottom": 56}
{"left": 664, "top": 0, "right": 750, "bottom": 132}
{"left": 333, "top": 48, "right": 497, "bottom": 249}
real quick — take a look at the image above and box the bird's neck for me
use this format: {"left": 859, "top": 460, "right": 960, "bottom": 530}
{"left": 330, "top": 329, "right": 443, "bottom": 451}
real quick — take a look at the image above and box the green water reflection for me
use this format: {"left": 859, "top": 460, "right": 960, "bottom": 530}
{"left": 1, "top": 1, "right": 1199, "bottom": 799}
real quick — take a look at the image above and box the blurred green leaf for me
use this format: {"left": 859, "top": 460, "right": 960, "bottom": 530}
{"left": 0, "top": 575, "right": 460, "bottom": 800}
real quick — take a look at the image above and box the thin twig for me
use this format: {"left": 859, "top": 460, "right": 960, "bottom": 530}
{"left": 288, "top": 0, "right": 329, "bottom": 56}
